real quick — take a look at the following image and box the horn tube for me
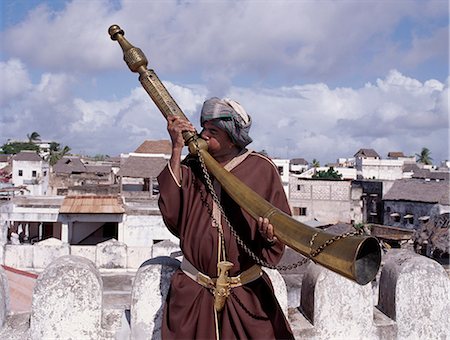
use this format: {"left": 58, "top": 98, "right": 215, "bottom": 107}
{"left": 109, "top": 25, "right": 381, "bottom": 285}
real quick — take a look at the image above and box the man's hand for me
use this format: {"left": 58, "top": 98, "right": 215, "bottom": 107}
{"left": 258, "top": 217, "right": 276, "bottom": 244}
{"left": 167, "top": 115, "right": 196, "bottom": 151}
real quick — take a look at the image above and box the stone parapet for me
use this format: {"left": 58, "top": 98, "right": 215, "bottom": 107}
{"left": 2, "top": 238, "right": 154, "bottom": 272}
{"left": 130, "top": 256, "right": 180, "bottom": 339}
{"left": 0, "top": 249, "right": 448, "bottom": 339}
{"left": 378, "top": 249, "right": 450, "bottom": 339}
{"left": 30, "top": 255, "right": 102, "bottom": 339}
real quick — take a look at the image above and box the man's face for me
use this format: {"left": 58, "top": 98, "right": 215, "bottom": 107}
{"left": 200, "top": 120, "right": 233, "bottom": 158}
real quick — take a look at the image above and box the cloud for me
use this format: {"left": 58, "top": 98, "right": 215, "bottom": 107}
{"left": 3, "top": 0, "right": 120, "bottom": 72}
{"left": 1, "top": 1, "right": 448, "bottom": 164}
{"left": 0, "top": 59, "right": 32, "bottom": 105}
{"left": 1, "top": 56, "right": 448, "bottom": 164}
{"left": 226, "top": 70, "right": 448, "bottom": 163}
{"left": 3, "top": 0, "right": 447, "bottom": 86}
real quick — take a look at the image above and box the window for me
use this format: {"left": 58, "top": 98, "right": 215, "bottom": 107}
{"left": 293, "top": 207, "right": 307, "bottom": 216}
{"left": 370, "top": 199, "right": 377, "bottom": 215}
{"left": 419, "top": 216, "right": 430, "bottom": 224}
{"left": 390, "top": 212, "right": 400, "bottom": 223}
{"left": 32, "top": 171, "right": 37, "bottom": 177}
{"left": 277, "top": 166, "right": 284, "bottom": 176}
{"left": 404, "top": 214, "right": 414, "bottom": 224}
{"left": 18, "top": 170, "right": 23, "bottom": 176}
{"left": 297, "top": 184, "right": 304, "bottom": 191}
{"left": 152, "top": 178, "right": 160, "bottom": 196}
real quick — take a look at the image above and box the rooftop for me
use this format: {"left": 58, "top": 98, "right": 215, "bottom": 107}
{"left": 383, "top": 179, "right": 450, "bottom": 205}
{"left": 134, "top": 140, "right": 172, "bottom": 154}
{"left": 59, "top": 195, "right": 125, "bottom": 214}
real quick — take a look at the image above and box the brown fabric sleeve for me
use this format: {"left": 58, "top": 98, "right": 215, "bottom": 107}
{"left": 157, "top": 164, "right": 183, "bottom": 238}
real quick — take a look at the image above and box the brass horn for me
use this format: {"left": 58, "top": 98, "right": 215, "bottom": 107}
{"left": 109, "top": 25, "right": 381, "bottom": 285}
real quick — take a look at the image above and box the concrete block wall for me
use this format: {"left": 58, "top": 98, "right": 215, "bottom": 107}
{"left": 0, "top": 249, "right": 448, "bottom": 339}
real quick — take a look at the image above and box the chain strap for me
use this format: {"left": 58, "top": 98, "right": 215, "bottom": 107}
{"left": 194, "top": 140, "right": 362, "bottom": 271}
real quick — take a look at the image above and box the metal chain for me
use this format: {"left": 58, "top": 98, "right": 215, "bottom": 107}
{"left": 194, "top": 141, "right": 362, "bottom": 271}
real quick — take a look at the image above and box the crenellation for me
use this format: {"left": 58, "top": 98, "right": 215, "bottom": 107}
{"left": 30, "top": 255, "right": 103, "bottom": 340}
{"left": 0, "top": 244, "right": 448, "bottom": 339}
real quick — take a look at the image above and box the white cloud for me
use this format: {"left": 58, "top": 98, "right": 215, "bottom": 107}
{"left": 1, "top": 61, "right": 448, "bottom": 163}
{"left": 1, "top": 1, "right": 448, "bottom": 164}
{"left": 228, "top": 69, "right": 448, "bottom": 163}
{"left": 3, "top": 0, "right": 447, "bottom": 85}
{"left": 0, "top": 59, "right": 32, "bottom": 105}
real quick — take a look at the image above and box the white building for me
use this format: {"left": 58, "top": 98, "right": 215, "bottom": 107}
{"left": 354, "top": 148, "right": 403, "bottom": 180}
{"left": 12, "top": 151, "right": 49, "bottom": 196}
{"left": 298, "top": 166, "right": 357, "bottom": 180}
{"left": 290, "top": 158, "right": 309, "bottom": 174}
{"left": 272, "top": 158, "right": 290, "bottom": 197}
{"left": 289, "top": 177, "right": 363, "bottom": 224}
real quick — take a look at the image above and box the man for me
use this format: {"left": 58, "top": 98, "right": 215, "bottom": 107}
{"left": 157, "top": 97, "right": 294, "bottom": 339}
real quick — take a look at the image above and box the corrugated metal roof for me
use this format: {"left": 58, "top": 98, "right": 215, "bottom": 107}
{"left": 59, "top": 195, "right": 124, "bottom": 214}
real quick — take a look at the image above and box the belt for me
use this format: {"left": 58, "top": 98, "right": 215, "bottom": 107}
{"left": 180, "top": 258, "right": 262, "bottom": 290}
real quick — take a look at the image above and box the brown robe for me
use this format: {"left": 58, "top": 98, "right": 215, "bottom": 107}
{"left": 157, "top": 150, "right": 294, "bottom": 340}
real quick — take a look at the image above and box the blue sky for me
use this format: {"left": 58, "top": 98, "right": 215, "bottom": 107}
{"left": 1, "top": 0, "right": 449, "bottom": 165}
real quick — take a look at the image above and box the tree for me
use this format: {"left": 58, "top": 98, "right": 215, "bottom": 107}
{"left": 47, "top": 142, "right": 71, "bottom": 166}
{"left": 311, "top": 159, "right": 320, "bottom": 168}
{"left": 416, "top": 147, "right": 432, "bottom": 165}
{"left": 1, "top": 141, "right": 39, "bottom": 154}
{"left": 27, "top": 132, "right": 41, "bottom": 143}
{"left": 312, "top": 166, "right": 343, "bottom": 180}
{"left": 90, "top": 154, "right": 111, "bottom": 161}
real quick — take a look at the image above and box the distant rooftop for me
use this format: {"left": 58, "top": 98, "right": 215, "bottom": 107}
{"left": 291, "top": 158, "right": 308, "bottom": 165}
{"left": 383, "top": 178, "right": 450, "bottom": 205}
{"left": 387, "top": 151, "right": 405, "bottom": 158}
{"left": 12, "top": 151, "right": 43, "bottom": 162}
{"left": 53, "top": 157, "right": 85, "bottom": 174}
{"left": 354, "top": 148, "right": 380, "bottom": 158}
{"left": 60, "top": 195, "right": 124, "bottom": 214}
{"left": 118, "top": 156, "right": 167, "bottom": 178}
{"left": 134, "top": 140, "right": 172, "bottom": 154}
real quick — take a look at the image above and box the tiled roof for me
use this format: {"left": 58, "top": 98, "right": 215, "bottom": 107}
{"left": 134, "top": 140, "right": 172, "bottom": 154}
{"left": 118, "top": 156, "right": 167, "bottom": 178}
{"left": 12, "top": 151, "right": 43, "bottom": 162}
{"left": 59, "top": 195, "right": 124, "bottom": 214}
{"left": 354, "top": 148, "right": 380, "bottom": 158}
{"left": 383, "top": 179, "right": 450, "bottom": 205}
